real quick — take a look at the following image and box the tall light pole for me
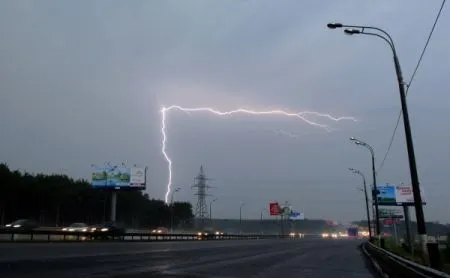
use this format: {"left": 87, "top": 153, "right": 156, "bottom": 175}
{"left": 209, "top": 198, "right": 218, "bottom": 223}
{"left": 349, "top": 137, "right": 380, "bottom": 238}
{"left": 328, "top": 22, "right": 427, "bottom": 256}
{"left": 170, "top": 187, "right": 181, "bottom": 233}
{"left": 239, "top": 202, "right": 246, "bottom": 232}
{"left": 349, "top": 168, "right": 372, "bottom": 238}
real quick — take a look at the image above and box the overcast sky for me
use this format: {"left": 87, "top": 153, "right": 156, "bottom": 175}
{"left": 1, "top": 1, "right": 449, "bottom": 223}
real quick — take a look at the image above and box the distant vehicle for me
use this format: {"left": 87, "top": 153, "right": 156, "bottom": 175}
{"left": 347, "top": 227, "right": 358, "bottom": 237}
{"left": 90, "top": 222, "right": 125, "bottom": 239}
{"left": 289, "top": 232, "right": 304, "bottom": 238}
{"left": 321, "top": 232, "right": 338, "bottom": 239}
{"left": 62, "top": 223, "right": 89, "bottom": 232}
{"left": 197, "top": 229, "right": 224, "bottom": 240}
{"left": 151, "top": 227, "right": 169, "bottom": 234}
{"left": 2, "top": 219, "right": 38, "bottom": 232}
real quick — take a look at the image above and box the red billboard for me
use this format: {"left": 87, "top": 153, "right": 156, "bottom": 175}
{"left": 269, "top": 202, "right": 281, "bottom": 216}
{"left": 384, "top": 218, "right": 400, "bottom": 225}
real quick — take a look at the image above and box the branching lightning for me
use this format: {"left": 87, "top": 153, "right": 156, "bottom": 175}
{"left": 161, "top": 105, "right": 358, "bottom": 203}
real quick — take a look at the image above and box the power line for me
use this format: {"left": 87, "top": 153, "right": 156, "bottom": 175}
{"left": 377, "top": 0, "right": 446, "bottom": 174}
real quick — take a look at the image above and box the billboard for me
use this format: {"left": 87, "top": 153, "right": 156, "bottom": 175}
{"left": 377, "top": 184, "right": 425, "bottom": 206}
{"left": 91, "top": 165, "right": 146, "bottom": 189}
{"left": 130, "top": 167, "right": 146, "bottom": 187}
{"left": 379, "top": 207, "right": 403, "bottom": 219}
{"left": 377, "top": 184, "right": 396, "bottom": 205}
{"left": 280, "top": 206, "right": 292, "bottom": 216}
{"left": 269, "top": 202, "right": 281, "bottom": 216}
{"left": 289, "top": 211, "right": 305, "bottom": 220}
{"left": 384, "top": 218, "right": 400, "bottom": 225}
{"left": 395, "top": 184, "right": 425, "bottom": 204}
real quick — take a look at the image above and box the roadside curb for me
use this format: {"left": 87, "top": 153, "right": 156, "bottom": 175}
{"left": 360, "top": 242, "right": 389, "bottom": 278}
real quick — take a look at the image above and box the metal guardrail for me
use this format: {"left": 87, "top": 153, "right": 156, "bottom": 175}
{"left": 364, "top": 241, "right": 450, "bottom": 278}
{"left": 0, "top": 230, "right": 291, "bottom": 242}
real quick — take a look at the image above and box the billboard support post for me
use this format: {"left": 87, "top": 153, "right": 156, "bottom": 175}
{"left": 111, "top": 191, "right": 117, "bottom": 222}
{"left": 393, "top": 221, "right": 398, "bottom": 245}
{"left": 403, "top": 205, "right": 413, "bottom": 255}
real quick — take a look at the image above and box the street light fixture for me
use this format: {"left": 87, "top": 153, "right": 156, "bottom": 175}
{"left": 344, "top": 29, "right": 360, "bottom": 35}
{"left": 349, "top": 168, "right": 372, "bottom": 238}
{"left": 328, "top": 22, "right": 427, "bottom": 255}
{"left": 170, "top": 187, "right": 181, "bottom": 233}
{"left": 349, "top": 137, "right": 380, "bottom": 238}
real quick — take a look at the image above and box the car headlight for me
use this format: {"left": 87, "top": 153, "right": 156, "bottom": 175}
{"left": 331, "top": 233, "right": 338, "bottom": 238}
{"left": 197, "top": 232, "right": 202, "bottom": 236}
{"left": 13, "top": 225, "right": 21, "bottom": 228}
{"left": 82, "top": 229, "right": 87, "bottom": 232}
{"left": 101, "top": 228, "right": 109, "bottom": 232}
{"left": 91, "top": 228, "right": 97, "bottom": 231}
{"left": 68, "top": 228, "right": 75, "bottom": 232}
{"left": 157, "top": 230, "right": 162, "bottom": 233}
{"left": 322, "top": 233, "right": 329, "bottom": 238}
{"left": 5, "top": 224, "right": 11, "bottom": 227}
{"left": 215, "top": 231, "right": 220, "bottom": 235}
{"left": 62, "top": 228, "right": 68, "bottom": 231}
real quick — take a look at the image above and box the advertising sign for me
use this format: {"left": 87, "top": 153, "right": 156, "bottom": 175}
{"left": 384, "top": 218, "right": 400, "bottom": 225}
{"left": 289, "top": 211, "right": 305, "bottom": 220}
{"left": 280, "top": 206, "right": 292, "bottom": 216}
{"left": 377, "top": 184, "right": 396, "bottom": 205}
{"left": 130, "top": 167, "right": 146, "bottom": 187}
{"left": 91, "top": 165, "right": 146, "bottom": 189}
{"left": 379, "top": 207, "right": 403, "bottom": 219}
{"left": 376, "top": 184, "right": 425, "bottom": 206}
{"left": 395, "top": 184, "right": 425, "bottom": 205}
{"left": 269, "top": 202, "right": 281, "bottom": 216}
{"left": 325, "top": 220, "right": 338, "bottom": 226}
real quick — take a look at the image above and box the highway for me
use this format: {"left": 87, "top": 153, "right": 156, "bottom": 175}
{"left": 0, "top": 238, "right": 378, "bottom": 278}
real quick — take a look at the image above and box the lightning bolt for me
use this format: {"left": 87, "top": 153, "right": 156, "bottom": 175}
{"left": 161, "top": 105, "right": 358, "bottom": 203}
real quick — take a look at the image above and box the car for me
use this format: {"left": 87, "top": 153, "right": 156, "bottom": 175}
{"left": 90, "top": 222, "right": 125, "bottom": 239}
{"left": 62, "top": 222, "right": 89, "bottom": 232}
{"left": 2, "top": 219, "right": 38, "bottom": 232}
{"left": 196, "top": 230, "right": 217, "bottom": 240}
{"left": 151, "top": 227, "right": 169, "bottom": 234}
{"left": 321, "top": 232, "right": 338, "bottom": 238}
{"left": 289, "top": 232, "right": 304, "bottom": 238}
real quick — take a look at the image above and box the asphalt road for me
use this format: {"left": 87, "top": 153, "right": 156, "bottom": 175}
{"left": 0, "top": 238, "right": 378, "bottom": 278}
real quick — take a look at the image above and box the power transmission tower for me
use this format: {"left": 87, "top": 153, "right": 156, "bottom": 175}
{"left": 192, "top": 165, "right": 213, "bottom": 229}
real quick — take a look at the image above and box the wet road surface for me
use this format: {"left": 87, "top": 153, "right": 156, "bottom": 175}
{"left": 0, "top": 238, "right": 378, "bottom": 278}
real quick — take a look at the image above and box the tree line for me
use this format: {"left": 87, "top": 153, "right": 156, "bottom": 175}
{"left": 0, "top": 163, "right": 194, "bottom": 228}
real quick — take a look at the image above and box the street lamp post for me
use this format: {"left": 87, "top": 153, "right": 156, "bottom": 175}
{"left": 349, "top": 137, "right": 380, "bottom": 239}
{"left": 209, "top": 198, "right": 218, "bottom": 223}
{"left": 170, "top": 187, "right": 181, "bottom": 233}
{"left": 327, "top": 22, "right": 427, "bottom": 255}
{"left": 349, "top": 168, "right": 372, "bottom": 238}
{"left": 239, "top": 203, "right": 246, "bottom": 232}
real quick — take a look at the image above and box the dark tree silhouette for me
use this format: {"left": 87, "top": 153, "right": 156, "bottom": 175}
{"left": 0, "top": 163, "right": 193, "bottom": 228}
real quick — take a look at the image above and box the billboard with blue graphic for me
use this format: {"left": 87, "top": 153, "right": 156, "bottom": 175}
{"left": 91, "top": 165, "right": 146, "bottom": 189}
{"left": 289, "top": 211, "right": 305, "bottom": 220}
{"left": 376, "top": 183, "right": 425, "bottom": 206}
{"left": 377, "top": 184, "right": 396, "bottom": 205}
